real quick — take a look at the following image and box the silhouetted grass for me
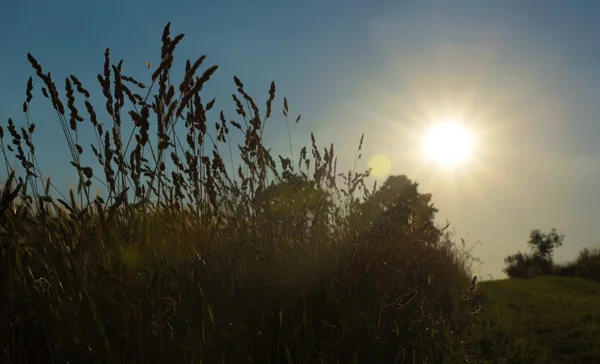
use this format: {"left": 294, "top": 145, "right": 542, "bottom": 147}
{"left": 0, "top": 23, "right": 488, "bottom": 363}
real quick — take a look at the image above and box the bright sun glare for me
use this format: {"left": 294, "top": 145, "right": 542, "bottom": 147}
{"left": 423, "top": 120, "right": 475, "bottom": 167}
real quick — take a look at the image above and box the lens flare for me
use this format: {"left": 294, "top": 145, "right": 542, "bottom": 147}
{"left": 369, "top": 154, "right": 392, "bottom": 177}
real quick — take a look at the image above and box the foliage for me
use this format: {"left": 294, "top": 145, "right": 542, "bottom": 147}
{"left": 503, "top": 229, "right": 564, "bottom": 278}
{"left": 0, "top": 23, "right": 484, "bottom": 363}
{"left": 526, "top": 229, "right": 564, "bottom": 264}
{"left": 572, "top": 247, "right": 600, "bottom": 281}
{"left": 553, "top": 247, "right": 600, "bottom": 283}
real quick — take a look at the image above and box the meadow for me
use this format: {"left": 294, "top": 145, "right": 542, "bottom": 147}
{"left": 476, "top": 276, "right": 600, "bottom": 364}
{"left": 1, "top": 22, "right": 598, "bottom": 363}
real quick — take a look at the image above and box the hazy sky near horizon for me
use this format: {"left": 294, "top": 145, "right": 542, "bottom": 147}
{"left": 2, "top": 0, "right": 600, "bottom": 279}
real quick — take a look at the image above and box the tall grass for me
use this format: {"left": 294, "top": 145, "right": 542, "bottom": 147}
{"left": 1, "top": 23, "right": 481, "bottom": 363}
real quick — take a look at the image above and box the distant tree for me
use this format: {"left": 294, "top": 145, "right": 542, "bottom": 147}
{"left": 527, "top": 228, "right": 564, "bottom": 264}
{"left": 503, "top": 228, "right": 564, "bottom": 278}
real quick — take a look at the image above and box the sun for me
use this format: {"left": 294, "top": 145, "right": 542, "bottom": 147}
{"left": 423, "top": 119, "right": 476, "bottom": 167}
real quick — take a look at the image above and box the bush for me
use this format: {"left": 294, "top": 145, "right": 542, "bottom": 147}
{"left": 0, "top": 23, "right": 479, "bottom": 363}
{"left": 574, "top": 247, "right": 600, "bottom": 280}
{"left": 553, "top": 247, "right": 600, "bottom": 283}
{"left": 504, "top": 252, "right": 546, "bottom": 279}
{"left": 504, "top": 229, "right": 563, "bottom": 279}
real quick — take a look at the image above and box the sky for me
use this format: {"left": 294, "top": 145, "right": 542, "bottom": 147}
{"left": 2, "top": 0, "right": 600, "bottom": 279}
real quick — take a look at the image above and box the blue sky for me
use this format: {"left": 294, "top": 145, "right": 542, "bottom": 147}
{"left": 2, "top": 0, "right": 600, "bottom": 279}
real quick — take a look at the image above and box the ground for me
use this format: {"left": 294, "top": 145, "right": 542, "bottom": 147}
{"left": 477, "top": 276, "right": 600, "bottom": 363}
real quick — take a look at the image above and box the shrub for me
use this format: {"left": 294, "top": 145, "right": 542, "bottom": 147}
{"left": 555, "top": 247, "right": 600, "bottom": 283}
{"left": 504, "top": 229, "right": 564, "bottom": 279}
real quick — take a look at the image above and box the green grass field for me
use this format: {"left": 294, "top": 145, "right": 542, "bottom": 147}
{"left": 472, "top": 276, "right": 600, "bottom": 364}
